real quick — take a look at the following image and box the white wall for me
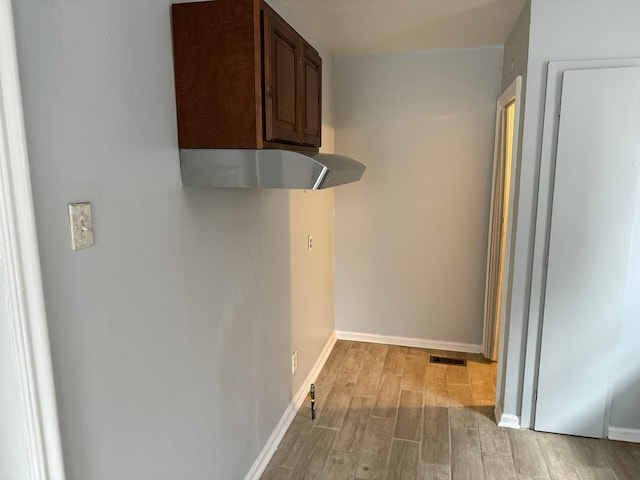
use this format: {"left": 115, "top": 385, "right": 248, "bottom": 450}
{"left": 504, "top": 0, "right": 640, "bottom": 429}
{"left": 12, "top": 0, "right": 336, "bottom": 478}
{"left": 267, "top": 0, "right": 338, "bottom": 399}
{"left": 612, "top": 163, "right": 640, "bottom": 431}
{"left": 334, "top": 47, "right": 503, "bottom": 348}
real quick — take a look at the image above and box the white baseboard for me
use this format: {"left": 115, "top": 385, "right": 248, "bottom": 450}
{"left": 608, "top": 426, "right": 640, "bottom": 443}
{"left": 498, "top": 414, "right": 521, "bottom": 429}
{"left": 495, "top": 402, "right": 520, "bottom": 429}
{"left": 335, "top": 330, "right": 482, "bottom": 354}
{"left": 244, "top": 332, "right": 337, "bottom": 480}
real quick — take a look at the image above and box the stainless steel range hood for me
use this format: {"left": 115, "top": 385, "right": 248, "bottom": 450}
{"left": 180, "top": 149, "right": 366, "bottom": 190}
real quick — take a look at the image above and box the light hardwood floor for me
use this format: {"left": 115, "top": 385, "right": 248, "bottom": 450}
{"left": 261, "top": 340, "right": 640, "bottom": 480}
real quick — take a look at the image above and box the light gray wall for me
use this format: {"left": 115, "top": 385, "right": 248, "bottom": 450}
{"left": 333, "top": 46, "right": 503, "bottom": 347}
{"left": 12, "top": 0, "right": 336, "bottom": 478}
{"left": 612, "top": 162, "right": 640, "bottom": 430}
{"left": 504, "top": 0, "right": 640, "bottom": 429}
{"left": 497, "top": 0, "right": 530, "bottom": 422}
{"left": 501, "top": 1, "right": 529, "bottom": 91}
{"left": 267, "top": 0, "right": 338, "bottom": 398}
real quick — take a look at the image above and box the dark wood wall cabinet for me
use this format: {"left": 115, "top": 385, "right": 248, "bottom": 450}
{"left": 171, "top": 0, "right": 322, "bottom": 151}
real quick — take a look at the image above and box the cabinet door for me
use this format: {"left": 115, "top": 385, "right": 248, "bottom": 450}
{"left": 301, "top": 41, "right": 321, "bottom": 147}
{"left": 263, "top": 7, "right": 300, "bottom": 144}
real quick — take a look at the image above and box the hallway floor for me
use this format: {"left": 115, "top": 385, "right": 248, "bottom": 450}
{"left": 261, "top": 340, "right": 640, "bottom": 480}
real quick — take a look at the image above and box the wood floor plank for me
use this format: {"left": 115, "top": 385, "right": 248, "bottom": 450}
{"left": 353, "top": 353, "right": 385, "bottom": 396}
{"left": 368, "top": 343, "right": 389, "bottom": 358}
{"left": 340, "top": 345, "right": 368, "bottom": 384}
{"left": 395, "top": 390, "right": 423, "bottom": 441}
{"left": 478, "top": 426, "right": 511, "bottom": 454}
{"left": 467, "top": 361, "right": 495, "bottom": 385}
{"left": 470, "top": 406, "right": 497, "bottom": 430}
{"left": 447, "top": 384, "right": 473, "bottom": 407}
{"left": 261, "top": 465, "right": 292, "bottom": 480}
{"left": 269, "top": 412, "right": 313, "bottom": 468}
{"left": 481, "top": 451, "right": 517, "bottom": 479}
{"left": 350, "top": 341, "right": 369, "bottom": 350}
{"left": 383, "top": 346, "right": 407, "bottom": 376}
{"left": 450, "top": 407, "right": 477, "bottom": 429}
{"left": 316, "top": 369, "right": 356, "bottom": 429}
{"left": 372, "top": 374, "right": 401, "bottom": 418}
{"left": 425, "top": 364, "right": 449, "bottom": 407}
{"left": 355, "top": 455, "right": 388, "bottom": 480}
{"left": 600, "top": 440, "right": 640, "bottom": 480}
{"left": 318, "top": 450, "right": 360, "bottom": 480}
{"left": 333, "top": 396, "right": 374, "bottom": 453}
{"left": 507, "top": 429, "right": 549, "bottom": 477}
{"left": 361, "top": 415, "right": 395, "bottom": 459}
{"left": 260, "top": 465, "right": 291, "bottom": 480}
{"left": 422, "top": 406, "right": 450, "bottom": 466}
{"left": 446, "top": 365, "right": 470, "bottom": 385}
{"left": 470, "top": 383, "right": 496, "bottom": 406}
{"left": 406, "top": 347, "right": 428, "bottom": 358}
{"left": 426, "top": 363, "right": 447, "bottom": 383}
{"left": 420, "top": 463, "right": 451, "bottom": 480}
{"left": 402, "top": 353, "right": 427, "bottom": 392}
{"left": 322, "top": 341, "right": 350, "bottom": 373}
{"left": 571, "top": 437, "right": 610, "bottom": 469}
{"left": 450, "top": 427, "right": 484, "bottom": 480}
{"left": 536, "top": 432, "right": 581, "bottom": 480}
{"left": 289, "top": 426, "right": 337, "bottom": 480}
{"left": 387, "top": 439, "right": 419, "bottom": 480}
{"left": 575, "top": 466, "right": 617, "bottom": 480}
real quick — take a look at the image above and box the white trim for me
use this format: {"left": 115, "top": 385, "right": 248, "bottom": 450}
{"left": 0, "top": 1, "right": 65, "bottom": 478}
{"left": 608, "top": 427, "right": 640, "bottom": 444}
{"left": 244, "top": 332, "right": 337, "bottom": 480}
{"left": 335, "top": 331, "right": 481, "bottom": 354}
{"left": 482, "top": 75, "right": 522, "bottom": 362}
{"left": 495, "top": 404, "right": 521, "bottom": 429}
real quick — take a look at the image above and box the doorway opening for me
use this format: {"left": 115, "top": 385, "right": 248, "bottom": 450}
{"left": 484, "top": 99, "right": 515, "bottom": 361}
{"left": 482, "top": 76, "right": 522, "bottom": 424}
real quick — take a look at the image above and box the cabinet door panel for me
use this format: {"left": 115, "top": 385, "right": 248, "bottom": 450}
{"left": 301, "top": 42, "right": 321, "bottom": 147}
{"left": 263, "top": 7, "right": 300, "bottom": 144}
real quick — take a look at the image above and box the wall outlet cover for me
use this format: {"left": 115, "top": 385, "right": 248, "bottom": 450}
{"left": 68, "top": 202, "right": 94, "bottom": 250}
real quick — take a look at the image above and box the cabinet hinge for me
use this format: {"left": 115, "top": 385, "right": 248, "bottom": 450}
{"left": 557, "top": 102, "right": 561, "bottom": 118}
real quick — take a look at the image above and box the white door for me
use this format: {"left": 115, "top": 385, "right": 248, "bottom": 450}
{"left": 535, "top": 67, "right": 640, "bottom": 438}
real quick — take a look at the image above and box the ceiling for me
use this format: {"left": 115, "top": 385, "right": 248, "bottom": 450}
{"left": 276, "top": 0, "right": 527, "bottom": 55}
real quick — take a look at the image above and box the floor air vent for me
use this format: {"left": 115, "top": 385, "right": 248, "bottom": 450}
{"left": 430, "top": 355, "right": 466, "bottom": 366}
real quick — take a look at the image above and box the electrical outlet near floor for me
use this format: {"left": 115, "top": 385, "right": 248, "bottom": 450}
{"left": 307, "top": 235, "right": 313, "bottom": 252}
{"left": 292, "top": 351, "right": 298, "bottom": 374}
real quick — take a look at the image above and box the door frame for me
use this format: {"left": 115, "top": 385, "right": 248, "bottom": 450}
{"left": 520, "top": 58, "right": 640, "bottom": 432}
{"left": 483, "top": 76, "right": 522, "bottom": 361}
{"left": 0, "top": 1, "right": 65, "bottom": 477}
{"left": 482, "top": 77, "right": 522, "bottom": 425}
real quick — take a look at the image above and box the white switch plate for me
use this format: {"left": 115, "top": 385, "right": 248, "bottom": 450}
{"left": 292, "top": 351, "right": 298, "bottom": 374}
{"left": 68, "top": 202, "right": 94, "bottom": 250}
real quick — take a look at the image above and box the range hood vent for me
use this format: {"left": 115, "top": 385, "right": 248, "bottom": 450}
{"left": 180, "top": 149, "right": 366, "bottom": 190}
